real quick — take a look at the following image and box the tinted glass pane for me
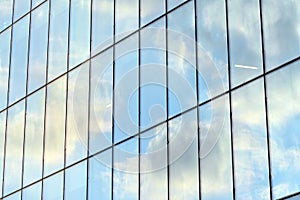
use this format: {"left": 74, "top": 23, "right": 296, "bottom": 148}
{"left": 91, "top": 0, "right": 113, "bottom": 55}
{"left": 167, "top": 2, "right": 197, "bottom": 117}
{"left": 4, "top": 101, "right": 25, "bottom": 195}
{"left": 232, "top": 79, "right": 270, "bottom": 199}
{"left": 196, "top": 0, "right": 228, "bottom": 103}
{"left": 140, "top": 19, "right": 166, "bottom": 131}
{"left": 113, "top": 139, "right": 138, "bottom": 200}
{"left": 168, "top": 0, "right": 187, "bottom": 11}
{"left": 267, "top": 62, "right": 300, "bottom": 199}
{"left": 0, "top": 0, "right": 13, "bottom": 31}
{"left": 3, "top": 192, "right": 20, "bottom": 200}
{"left": 0, "top": 28, "right": 10, "bottom": 110}
{"left": 48, "top": 0, "right": 69, "bottom": 82}
{"left": 140, "top": 124, "right": 167, "bottom": 199}
{"left": 65, "top": 161, "right": 87, "bottom": 200}
{"left": 199, "top": 95, "right": 233, "bottom": 200}
{"left": 23, "top": 89, "right": 45, "bottom": 186}
{"left": 22, "top": 182, "right": 41, "bottom": 200}
{"left": 43, "top": 172, "right": 63, "bottom": 200}
{"left": 88, "top": 150, "right": 111, "bottom": 200}
{"left": 141, "top": 0, "right": 164, "bottom": 26}
{"left": 32, "top": 0, "right": 44, "bottom": 9}
{"left": 114, "top": 33, "right": 138, "bottom": 143}
{"left": 9, "top": 16, "right": 29, "bottom": 104}
{"left": 69, "top": 0, "right": 91, "bottom": 69}
{"left": 263, "top": 0, "right": 300, "bottom": 70}
{"left": 0, "top": 111, "right": 6, "bottom": 197}
{"left": 66, "top": 63, "right": 89, "bottom": 166}
{"left": 89, "top": 48, "right": 113, "bottom": 154}
{"left": 228, "top": 0, "right": 263, "bottom": 87}
{"left": 27, "top": 2, "right": 49, "bottom": 93}
{"left": 44, "top": 76, "right": 66, "bottom": 176}
{"left": 169, "top": 109, "right": 199, "bottom": 199}
{"left": 13, "top": 0, "right": 30, "bottom": 22}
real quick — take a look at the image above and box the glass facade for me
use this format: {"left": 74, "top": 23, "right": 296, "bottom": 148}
{"left": 0, "top": 0, "right": 299, "bottom": 199}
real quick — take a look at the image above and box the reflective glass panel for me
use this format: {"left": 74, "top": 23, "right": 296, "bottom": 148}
{"left": 32, "top": 0, "right": 44, "bottom": 9}
{"left": 232, "top": 79, "right": 270, "bottom": 199}
{"left": 141, "top": 0, "right": 164, "bottom": 26}
{"left": 3, "top": 191, "right": 20, "bottom": 200}
{"left": 267, "top": 62, "right": 300, "bottom": 199}
{"left": 13, "top": 0, "right": 30, "bottom": 22}
{"left": 168, "top": 0, "right": 187, "bottom": 11}
{"left": 22, "top": 182, "right": 41, "bottom": 200}
{"left": 0, "top": 111, "right": 6, "bottom": 197}
{"left": 43, "top": 172, "right": 63, "bottom": 200}
{"left": 0, "top": 28, "right": 10, "bottom": 110}
{"left": 0, "top": 0, "right": 13, "bottom": 31}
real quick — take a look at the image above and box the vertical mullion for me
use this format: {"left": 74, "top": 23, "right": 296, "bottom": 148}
{"left": 2, "top": 0, "right": 15, "bottom": 197}
{"left": 225, "top": 0, "right": 236, "bottom": 199}
{"left": 258, "top": 0, "right": 273, "bottom": 199}
{"left": 41, "top": 0, "right": 51, "bottom": 198}
{"left": 193, "top": 0, "right": 201, "bottom": 199}
{"left": 138, "top": 0, "right": 141, "bottom": 199}
{"left": 165, "top": 0, "right": 169, "bottom": 199}
{"left": 21, "top": 0, "right": 33, "bottom": 198}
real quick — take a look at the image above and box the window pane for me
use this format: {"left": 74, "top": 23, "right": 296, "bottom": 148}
{"left": 232, "top": 79, "right": 270, "bottom": 199}
{"left": 3, "top": 192, "right": 20, "bottom": 200}
{"left": 140, "top": 19, "right": 166, "bottom": 131}
{"left": 267, "top": 62, "right": 300, "bottom": 199}
{"left": 66, "top": 62, "right": 89, "bottom": 166}
{"left": 141, "top": 0, "right": 164, "bottom": 26}
{"left": 140, "top": 124, "right": 167, "bottom": 200}
{"left": 65, "top": 161, "right": 87, "bottom": 200}
{"left": 199, "top": 95, "right": 233, "bottom": 200}
{"left": 89, "top": 48, "right": 113, "bottom": 155}
{"left": 27, "top": 1, "right": 49, "bottom": 93}
{"left": 114, "top": 33, "right": 138, "bottom": 143}
{"left": 23, "top": 89, "right": 45, "bottom": 186}
{"left": 91, "top": 0, "right": 113, "bottom": 55}
{"left": 196, "top": 0, "right": 228, "bottom": 103}
{"left": 69, "top": 0, "right": 91, "bottom": 69}
{"left": 168, "top": 0, "right": 188, "bottom": 11}
{"left": 9, "top": 16, "right": 29, "bottom": 104}
{"left": 228, "top": 0, "right": 263, "bottom": 87}
{"left": 88, "top": 149, "right": 111, "bottom": 200}
{"left": 0, "top": 0, "right": 13, "bottom": 31}
{"left": 263, "top": 0, "right": 300, "bottom": 70}
{"left": 22, "top": 182, "right": 41, "bottom": 200}
{"left": 32, "top": 0, "right": 44, "bottom": 9}
{"left": 43, "top": 172, "right": 63, "bottom": 200}
{"left": 4, "top": 100, "right": 25, "bottom": 195}
{"left": 44, "top": 76, "right": 66, "bottom": 176}
{"left": 113, "top": 139, "right": 138, "bottom": 200}
{"left": 115, "top": 0, "right": 138, "bottom": 37}
{"left": 48, "top": 0, "right": 69, "bottom": 82}
{"left": 13, "top": 0, "right": 30, "bottom": 22}
{"left": 0, "top": 111, "right": 6, "bottom": 197}
{"left": 169, "top": 109, "right": 199, "bottom": 199}
{"left": 168, "top": 2, "right": 197, "bottom": 117}
{"left": 0, "top": 28, "right": 11, "bottom": 110}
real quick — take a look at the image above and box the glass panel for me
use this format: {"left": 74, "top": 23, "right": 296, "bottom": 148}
{"left": 88, "top": 149, "right": 112, "bottom": 200}
{"left": 91, "top": 0, "right": 113, "bottom": 55}
{"left": 27, "top": 1, "right": 49, "bottom": 93}
{"left": 43, "top": 172, "right": 63, "bottom": 200}
{"left": 13, "top": 0, "right": 30, "bottom": 22}
{"left": 114, "top": 33, "right": 138, "bottom": 143}
{"left": 48, "top": 0, "right": 69, "bottom": 82}
{"left": 0, "top": 28, "right": 11, "bottom": 110}
{"left": 140, "top": 124, "right": 167, "bottom": 199}
{"left": 167, "top": 2, "right": 197, "bottom": 117}
{"left": 169, "top": 109, "right": 199, "bottom": 199}
{"left": 9, "top": 16, "right": 29, "bottom": 104}
{"left": 267, "top": 62, "right": 300, "bottom": 199}
{"left": 115, "top": 0, "right": 138, "bottom": 37}
{"left": 44, "top": 75, "right": 66, "bottom": 176}
{"left": 23, "top": 89, "right": 45, "bottom": 186}
{"left": 200, "top": 95, "right": 233, "bottom": 200}
{"left": 168, "top": 0, "right": 188, "bottom": 11}
{"left": 141, "top": 0, "right": 164, "bottom": 26}
{"left": 66, "top": 62, "right": 89, "bottom": 166}
{"left": 140, "top": 19, "right": 166, "bottom": 131}
{"left": 89, "top": 48, "right": 113, "bottom": 155}
{"left": 4, "top": 100, "right": 25, "bottom": 195}
{"left": 113, "top": 139, "right": 138, "bottom": 200}
{"left": 228, "top": 0, "right": 263, "bottom": 87}
{"left": 22, "top": 182, "right": 41, "bottom": 200}
{"left": 3, "top": 191, "right": 21, "bottom": 200}
{"left": 32, "top": 0, "right": 44, "bottom": 9}
{"left": 69, "top": 0, "right": 91, "bottom": 69}
{"left": 65, "top": 161, "right": 87, "bottom": 200}
{"left": 232, "top": 79, "right": 270, "bottom": 199}
{"left": 196, "top": 0, "right": 228, "bottom": 103}
{"left": 0, "top": 0, "right": 13, "bottom": 31}
{"left": 263, "top": 0, "right": 300, "bottom": 70}
{"left": 0, "top": 111, "right": 6, "bottom": 197}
